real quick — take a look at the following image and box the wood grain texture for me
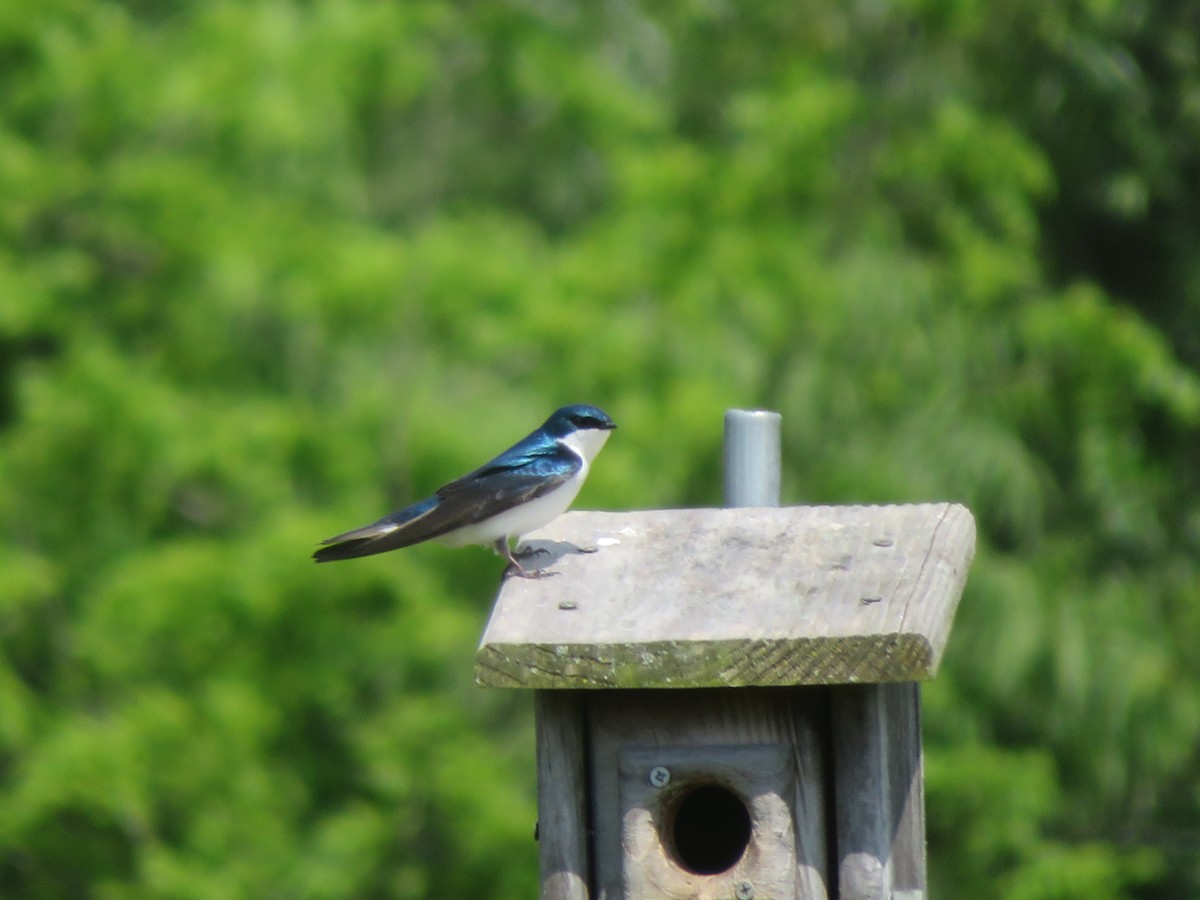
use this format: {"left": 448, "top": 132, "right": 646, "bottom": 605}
{"left": 476, "top": 504, "right": 975, "bottom": 689}
{"left": 832, "top": 683, "right": 925, "bottom": 900}
{"left": 620, "top": 744, "right": 796, "bottom": 900}
{"left": 587, "top": 688, "right": 829, "bottom": 900}
{"left": 536, "top": 692, "right": 591, "bottom": 900}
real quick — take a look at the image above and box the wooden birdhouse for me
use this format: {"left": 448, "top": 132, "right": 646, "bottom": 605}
{"left": 475, "top": 414, "right": 975, "bottom": 900}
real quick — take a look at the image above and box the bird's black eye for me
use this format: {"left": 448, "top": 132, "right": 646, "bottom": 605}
{"left": 563, "top": 408, "right": 613, "bottom": 430}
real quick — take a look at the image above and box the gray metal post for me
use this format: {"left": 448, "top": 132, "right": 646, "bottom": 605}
{"left": 723, "top": 409, "right": 782, "bottom": 508}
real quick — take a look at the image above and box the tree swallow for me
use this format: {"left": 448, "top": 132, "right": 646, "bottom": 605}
{"left": 313, "top": 404, "right": 616, "bottom": 576}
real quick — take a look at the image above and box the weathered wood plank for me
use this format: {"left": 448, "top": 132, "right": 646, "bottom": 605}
{"left": 832, "top": 683, "right": 925, "bottom": 900}
{"left": 536, "top": 691, "right": 591, "bottom": 900}
{"left": 888, "top": 685, "right": 926, "bottom": 896}
{"left": 476, "top": 504, "right": 975, "bottom": 689}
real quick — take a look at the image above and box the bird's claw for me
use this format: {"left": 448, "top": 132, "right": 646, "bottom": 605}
{"left": 514, "top": 544, "right": 552, "bottom": 561}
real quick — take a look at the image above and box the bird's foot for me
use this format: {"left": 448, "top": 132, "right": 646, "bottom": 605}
{"left": 497, "top": 537, "right": 560, "bottom": 578}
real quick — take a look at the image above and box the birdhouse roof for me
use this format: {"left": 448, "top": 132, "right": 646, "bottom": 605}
{"left": 475, "top": 503, "right": 975, "bottom": 689}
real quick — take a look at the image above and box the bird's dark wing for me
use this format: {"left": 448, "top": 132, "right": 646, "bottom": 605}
{"left": 312, "top": 496, "right": 440, "bottom": 562}
{"left": 312, "top": 439, "right": 580, "bottom": 562}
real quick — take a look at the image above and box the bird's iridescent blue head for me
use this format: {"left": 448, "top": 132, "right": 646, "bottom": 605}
{"left": 543, "top": 404, "right": 616, "bottom": 438}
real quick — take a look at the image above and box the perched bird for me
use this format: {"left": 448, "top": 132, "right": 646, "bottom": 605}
{"left": 313, "top": 404, "right": 616, "bottom": 576}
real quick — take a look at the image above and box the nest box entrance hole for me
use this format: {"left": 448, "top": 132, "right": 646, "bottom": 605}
{"left": 664, "top": 781, "right": 753, "bottom": 875}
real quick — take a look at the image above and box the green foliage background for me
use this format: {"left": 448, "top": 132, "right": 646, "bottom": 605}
{"left": 2, "top": 1, "right": 1199, "bottom": 897}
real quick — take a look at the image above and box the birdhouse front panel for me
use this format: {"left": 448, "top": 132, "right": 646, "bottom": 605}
{"left": 619, "top": 744, "right": 797, "bottom": 899}
{"left": 588, "top": 688, "right": 829, "bottom": 900}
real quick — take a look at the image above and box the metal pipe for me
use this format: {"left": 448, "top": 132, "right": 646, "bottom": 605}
{"left": 723, "top": 409, "right": 782, "bottom": 508}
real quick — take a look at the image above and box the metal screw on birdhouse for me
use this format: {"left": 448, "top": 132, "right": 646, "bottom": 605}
{"left": 735, "top": 880, "right": 756, "bottom": 899}
{"left": 648, "top": 766, "right": 671, "bottom": 788}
